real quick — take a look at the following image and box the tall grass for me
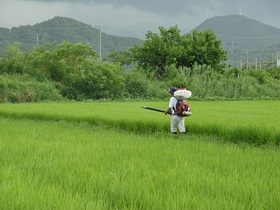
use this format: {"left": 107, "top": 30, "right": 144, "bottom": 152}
{"left": 188, "top": 100, "right": 280, "bottom": 145}
{"left": 1, "top": 117, "right": 280, "bottom": 209}
{"left": 0, "top": 100, "right": 279, "bottom": 145}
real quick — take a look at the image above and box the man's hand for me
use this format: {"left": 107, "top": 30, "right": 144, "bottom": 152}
{"left": 165, "top": 108, "right": 171, "bottom": 115}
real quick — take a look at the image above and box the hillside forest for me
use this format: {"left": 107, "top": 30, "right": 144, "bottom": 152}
{"left": 0, "top": 26, "right": 280, "bottom": 103}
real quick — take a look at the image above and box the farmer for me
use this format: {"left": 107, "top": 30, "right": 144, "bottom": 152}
{"left": 165, "top": 87, "right": 186, "bottom": 135}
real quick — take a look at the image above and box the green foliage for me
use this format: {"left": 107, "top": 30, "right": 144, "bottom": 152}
{"left": 161, "top": 65, "right": 280, "bottom": 100}
{"left": 184, "top": 29, "right": 227, "bottom": 72}
{"left": 72, "top": 61, "right": 126, "bottom": 100}
{"left": 268, "top": 67, "right": 280, "bottom": 80}
{"left": 0, "top": 74, "right": 63, "bottom": 103}
{"left": 0, "top": 43, "right": 26, "bottom": 74}
{"left": 106, "top": 50, "right": 134, "bottom": 67}
{"left": 30, "top": 41, "right": 98, "bottom": 81}
{"left": 0, "top": 35, "right": 279, "bottom": 102}
{"left": 130, "top": 26, "right": 184, "bottom": 78}
{"left": 124, "top": 70, "right": 166, "bottom": 99}
{"left": 0, "top": 41, "right": 127, "bottom": 101}
{"left": 33, "top": 42, "right": 127, "bottom": 100}
{"left": 130, "top": 26, "right": 227, "bottom": 78}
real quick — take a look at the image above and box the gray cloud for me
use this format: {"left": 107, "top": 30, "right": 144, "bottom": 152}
{"left": 21, "top": 0, "right": 224, "bottom": 16}
{"left": 21, "top": 0, "right": 279, "bottom": 16}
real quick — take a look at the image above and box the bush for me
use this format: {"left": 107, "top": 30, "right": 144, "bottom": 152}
{"left": 124, "top": 70, "right": 169, "bottom": 99}
{"left": 0, "top": 74, "right": 64, "bottom": 103}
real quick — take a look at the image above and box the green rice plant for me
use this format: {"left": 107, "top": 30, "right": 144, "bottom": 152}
{"left": 187, "top": 100, "right": 280, "bottom": 145}
{"left": 0, "top": 117, "right": 280, "bottom": 209}
{"left": 0, "top": 100, "right": 279, "bottom": 145}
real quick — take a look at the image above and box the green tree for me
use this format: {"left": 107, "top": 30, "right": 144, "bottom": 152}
{"left": 29, "top": 41, "right": 125, "bottom": 100}
{"left": 71, "top": 60, "right": 126, "bottom": 100}
{"left": 183, "top": 29, "right": 227, "bottom": 72}
{"left": 130, "top": 26, "right": 227, "bottom": 78}
{"left": 30, "top": 41, "right": 98, "bottom": 82}
{"left": 106, "top": 50, "right": 133, "bottom": 66}
{"left": 0, "top": 43, "right": 25, "bottom": 74}
{"left": 130, "top": 26, "right": 182, "bottom": 78}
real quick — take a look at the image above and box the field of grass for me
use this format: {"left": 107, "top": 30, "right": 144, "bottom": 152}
{"left": 0, "top": 100, "right": 279, "bottom": 145}
{"left": 1, "top": 116, "right": 280, "bottom": 209}
{"left": 0, "top": 100, "right": 279, "bottom": 209}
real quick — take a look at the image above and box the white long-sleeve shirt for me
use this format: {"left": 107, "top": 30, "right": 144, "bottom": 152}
{"left": 168, "top": 96, "right": 178, "bottom": 115}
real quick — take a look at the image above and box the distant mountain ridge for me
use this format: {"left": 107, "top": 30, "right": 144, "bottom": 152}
{"left": 195, "top": 15, "right": 280, "bottom": 66}
{"left": 195, "top": 15, "right": 280, "bottom": 50}
{"left": 0, "top": 16, "right": 142, "bottom": 57}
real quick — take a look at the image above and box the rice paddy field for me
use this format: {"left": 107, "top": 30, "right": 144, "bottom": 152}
{"left": 0, "top": 100, "right": 280, "bottom": 209}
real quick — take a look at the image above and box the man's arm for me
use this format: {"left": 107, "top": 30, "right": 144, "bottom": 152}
{"left": 165, "top": 107, "right": 172, "bottom": 115}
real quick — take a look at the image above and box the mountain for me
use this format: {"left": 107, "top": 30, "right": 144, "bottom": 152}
{"left": 195, "top": 15, "right": 280, "bottom": 49}
{"left": 0, "top": 16, "right": 142, "bottom": 57}
{"left": 195, "top": 15, "right": 280, "bottom": 66}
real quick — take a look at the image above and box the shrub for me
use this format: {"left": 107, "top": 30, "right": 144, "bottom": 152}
{"left": 0, "top": 74, "right": 64, "bottom": 103}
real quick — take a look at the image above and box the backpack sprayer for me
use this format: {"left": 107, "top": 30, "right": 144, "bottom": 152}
{"left": 141, "top": 88, "right": 192, "bottom": 117}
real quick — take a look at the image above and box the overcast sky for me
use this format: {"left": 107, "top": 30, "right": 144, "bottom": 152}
{"left": 1, "top": 0, "right": 279, "bottom": 39}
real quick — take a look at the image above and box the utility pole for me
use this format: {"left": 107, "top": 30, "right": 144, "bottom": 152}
{"left": 230, "top": 40, "right": 233, "bottom": 55}
{"left": 246, "top": 51, "right": 249, "bottom": 69}
{"left": 227, "top": 40, "right": 237, "bottom": 67}
{"left": 277, "top": 52, "right": 280, "bottom": 67}
{"left": 99, "top": 26, "right": 101, "bottom": 61}
{"left": 96, "top": 25, "right": 105, "bottom": 61}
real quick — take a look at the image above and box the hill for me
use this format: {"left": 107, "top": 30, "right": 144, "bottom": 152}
{"left": 195, "top": 15, "right": 280, "bottom": 67}
{"left": 195, "top": 15, "right": 280, "bottom": 49}
{"left": 0, "top": 16, "right": 142, "bottom": 58}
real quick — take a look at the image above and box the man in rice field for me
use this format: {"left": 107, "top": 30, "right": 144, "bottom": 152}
{"left": 165, "top": 87, "right": 186, "bottom": 135}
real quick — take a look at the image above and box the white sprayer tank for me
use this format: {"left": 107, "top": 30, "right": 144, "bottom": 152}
{"left": 174, "top": 89, "right": 192, "bottom": 100}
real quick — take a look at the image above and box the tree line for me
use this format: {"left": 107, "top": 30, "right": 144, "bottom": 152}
{"left": 0, "top": 26, "right": 280, "bottom": 103}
